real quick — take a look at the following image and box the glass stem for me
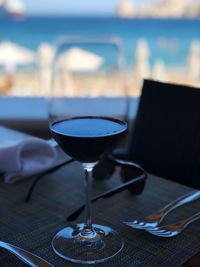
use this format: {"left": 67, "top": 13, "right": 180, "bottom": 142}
{"left": 82, "top": 163, "right": 96, "bottom": 234}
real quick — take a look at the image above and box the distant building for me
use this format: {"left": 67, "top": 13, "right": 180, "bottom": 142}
{"left": 116, "top": 0, "right": 135, "bottom": 18}
{"left": 154, "top": 0, "right": 190, "bottom": 18}
{"left": 0, "top": 0, "right": 25, "bottom": 19}
{"left": 116, "top": 0, "right": 200, "bottom": 18}
{"left": 186, "top": 0, "right": 200, "bottom": 17}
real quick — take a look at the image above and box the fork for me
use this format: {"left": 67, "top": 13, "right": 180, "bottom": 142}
{"left": 124, "top": 190, "right": 200, "bottom": 229}
{"left": 146, "top": 212, "right": 200, "bottom": 237}
{"left": 0, "top": 241, "right": 53, "bottom": 267}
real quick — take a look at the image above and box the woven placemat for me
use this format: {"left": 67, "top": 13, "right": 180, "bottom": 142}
{"left": 0, "top": 160, "right": 200, "bottom": 267}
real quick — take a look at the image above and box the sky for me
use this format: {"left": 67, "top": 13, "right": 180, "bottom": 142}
{"left": 24, "top": 0, "right": 150, "bottom": 16}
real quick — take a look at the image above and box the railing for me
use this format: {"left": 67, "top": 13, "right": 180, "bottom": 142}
{"left": 0, "top": 97, "right": 139, "bottom": 138}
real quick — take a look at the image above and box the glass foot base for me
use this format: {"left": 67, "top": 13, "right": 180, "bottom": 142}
{"left": 52, "top": 223, "right": 124, "bottom": 264}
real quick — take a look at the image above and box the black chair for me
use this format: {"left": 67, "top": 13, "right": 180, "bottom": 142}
{"left": 127, "top": 79, "right": 200, "bottom": 189}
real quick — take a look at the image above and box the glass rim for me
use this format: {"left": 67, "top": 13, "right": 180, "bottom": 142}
{"left": 53, "top": 34, "right": 123, "bottom": 49}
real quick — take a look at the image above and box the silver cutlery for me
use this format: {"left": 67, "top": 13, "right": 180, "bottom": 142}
{"left": 0, "top": 241, "right": 54, "bottom": 267}
{"left": 146, "top": 212, "right": 200, "bottom": 237}
{"left": 124, "top": 190, "right": 200, "bottom": 229}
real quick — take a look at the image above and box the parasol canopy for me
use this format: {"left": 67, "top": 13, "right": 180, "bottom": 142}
{"left": 59, "top": 46, "right": 104, "bottom": 72}
{"left": 0, "top": 41, "right": 35, "bottom": 66}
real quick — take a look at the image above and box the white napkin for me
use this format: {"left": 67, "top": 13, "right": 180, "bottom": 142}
{"left": 0, "top": 126, "right": 56, "bottom": 184}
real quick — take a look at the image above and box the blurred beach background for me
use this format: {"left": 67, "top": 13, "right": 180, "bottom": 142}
{"left": 1, "top": 0, "right": 200, "bottom": 97}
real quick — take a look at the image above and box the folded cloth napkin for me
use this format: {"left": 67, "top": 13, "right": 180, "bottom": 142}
{"left": 0, "top": 126, "right": 56, "bottom": 184}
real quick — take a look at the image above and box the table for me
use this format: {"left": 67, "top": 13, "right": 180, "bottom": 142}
{"left": 0, "top": 158, "right": 199, "bottom": 266}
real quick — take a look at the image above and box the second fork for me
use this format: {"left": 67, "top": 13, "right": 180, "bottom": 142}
{"left": 124, "top": 190, "right": 200, "bottom": 230}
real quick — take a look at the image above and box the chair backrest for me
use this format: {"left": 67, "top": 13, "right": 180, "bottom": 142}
{"left": 128, "top": 79, "right": 200, "bottom": 189}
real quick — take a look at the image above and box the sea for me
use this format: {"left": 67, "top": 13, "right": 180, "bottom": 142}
{"left": 1, "top": 17, "right": 200, "bottom": 68}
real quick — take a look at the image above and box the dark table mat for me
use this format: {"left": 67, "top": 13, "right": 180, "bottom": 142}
{"left": 0, "top": 160, "right": 200, "bottom": 267}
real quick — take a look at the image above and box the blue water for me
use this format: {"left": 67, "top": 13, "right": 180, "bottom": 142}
{"left": 1, "top": 17, "right": 200, "bottom": 67}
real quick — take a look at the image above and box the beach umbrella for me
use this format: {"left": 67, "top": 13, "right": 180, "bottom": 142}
{"left": 152, "top": 58, "right": 168, "bottom": 81}
{"left": 134, "top": 38, "right": 151, "bottom": 78}
{"left": 188, "top": 40, "right": 200, "bottom": 81}
{"left": 0, "top": 41, "right": 35, "bottom": 66}
{"left": 59, "top": 47, "right": 104, "bottom": 72}
{"left": 37, "top": 43, "right": 55, "bottom": 68}
{"left": 37, "top": 43, "right": 55, "bottom": 96}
